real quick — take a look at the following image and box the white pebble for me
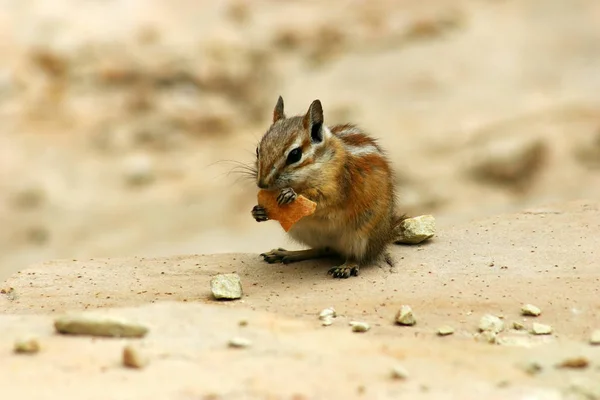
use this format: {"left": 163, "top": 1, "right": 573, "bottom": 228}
{"left": 228, "top": 337, "right": 252, "bottom": 348}
{"left": 590, "top": 330, "right": 600, "bottom": 345}
{"left": 475, "top": 330, "right": 498, "bottom": 344}
{"left": 349, "top": 321, "right": 370, "bottom": 333}
{"left": 531, "top": 323, "right": 552, "bottom": 335}
{"left": 512, "top": 321, "right": 525, "bottom": 330}
{"left": 319, "top": 307, "right": 336, "bottom": 320}
{"left": 395, "top": 215, "right": 436, "bottom": 244}
{"left": 521, "top": 304, "right": 541, "bottom": 317}
{"left": 437, "top": 326, "right": 454, "bottom": 336}
{"left": 391, "top": 365, "right": 409, "bottom": 380}
{"left": 478, "top": 314, "right": 504, "bottom": 333}
{"left": 395, "top": 305, "right": 416, "bottom": 326}
{"left": 210, "top": 273, "right": 243, "bottom": 300}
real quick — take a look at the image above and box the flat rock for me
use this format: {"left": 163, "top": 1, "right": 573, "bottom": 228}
{"left": 54, "top": 313, "right": 148, "bottom": 338}
{"left": 531, "top": 323, "right": 553, "bottom": 335}
{"left": 437, "top": 325, "right": 455, "bottom": 336}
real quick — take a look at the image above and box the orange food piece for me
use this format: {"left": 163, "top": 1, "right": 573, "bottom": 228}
{"left": 257, "top": 190, "right": 317, "bottom": 232}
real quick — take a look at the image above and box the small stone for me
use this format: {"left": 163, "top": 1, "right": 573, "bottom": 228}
{"left": 468, "top": 136, "right": 547, "bottom": 189}
{"left": 123, "top": 154, "right": 155, "bottom": 186}
{"left": 391, "top": 365, "right": 409, "bottom": 380}
{"left": 521, "top": 361, "right": 543, "bottom": 375}
{"left": 13, "top": 337, "right": 40, "bottom": 354}
{"left": 122, "top": 345, "right": 148, "bottom": 369}
{"left": 556, "top": 357, "right": 589, "bottom": 369}
{"left": 475, "top": 330, "right": 498, "bottom": 344}
{"left": 1, "top": 287, "right": 17, "bottom": 301}
{"left": 478, "top": 314, "right": 504, "bottom": 333}
{"left": 238, "top": 319, "right": 248, "bottom": 327}
{"left": 228, "top": 337, "right": 252, "bottom": 348}
{"left": 321, "top": 316, "right": 334, "bottom": 326}
{"left": 395, "top": 305, "right": 416, "bottom": 326}
{"left": 349, "top": 321, "right": 370, "bottom": 333}
{"left": 437, "top": 326, "right": 454, "bottom": 336}
{"left": 512, "top": 321, "right": 525, "bottom": 330}
{"left": 589, "top": 330, "right": 600, "bottom": 345}
{"left": 318, "top": 307, "right": 336, "bottom": 320}
{"left": 531, "top": 323, "right": 552, "bottom": 335}
{"left": 54, "top": 313, "right": 148, "bottom": 338}
{"left": 496, "top": 334, "right": 535, "bottom": 347}
{"left": 210, "top": 273, "right": 243, "bottom": 300}
{"left": 11, "top": 185, "right": 46, "bottom": 209}
{"left": 521, "top": 304, "right": 541, "bottom": 317}
{"left": 395, "top": 215, "right": 436, "bottom": 244}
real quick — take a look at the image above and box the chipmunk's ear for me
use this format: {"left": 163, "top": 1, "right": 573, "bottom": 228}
{"left": 303, "top": 99, "right": 324, "bottom": 143}
{"left": 273, "top": 96, "right": 285, "bottom": 123}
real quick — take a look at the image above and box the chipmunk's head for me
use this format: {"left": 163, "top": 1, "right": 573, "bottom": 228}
{"left": 255, "top": 96, "right": 332, "bottom": 190}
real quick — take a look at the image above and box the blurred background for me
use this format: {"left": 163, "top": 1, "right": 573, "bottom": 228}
{"left": 1, "top": 0, "right": 600, "bottom": 279}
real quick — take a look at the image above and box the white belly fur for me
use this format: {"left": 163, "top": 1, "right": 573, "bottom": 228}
{"left": 287, "top": 214, "right": 368, "bottom": 260}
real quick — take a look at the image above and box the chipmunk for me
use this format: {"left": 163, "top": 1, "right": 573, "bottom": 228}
{"left": 251, "top": 96, "right": 405, "bottom": 278}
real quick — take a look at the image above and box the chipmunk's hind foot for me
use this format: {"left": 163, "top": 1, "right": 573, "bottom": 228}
{"left": 260, "top": 247, "right": 334, "bottom": 264}
{"left": 327, "top": 262, "right": 359, "bottom": 279}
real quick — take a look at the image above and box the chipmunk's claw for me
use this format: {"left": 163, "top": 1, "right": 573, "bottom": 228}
{"left": 327, "top": 264, "right": 359, "bottom": 279}
{"left": 277, "top": 188, "right": 297, "bottom": 205}
{"left": 251, "top": 205, "right": 269, "bottom": 222}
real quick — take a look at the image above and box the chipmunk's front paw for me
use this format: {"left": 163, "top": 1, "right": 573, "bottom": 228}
{"left": 327, "top": 264, "right": 359, "bottom": 279}
{"left": 277, "top": 187, "right": 297, "bottom": 205}
{"left": 251, "top": 205, "right": 269, "bottom": 222}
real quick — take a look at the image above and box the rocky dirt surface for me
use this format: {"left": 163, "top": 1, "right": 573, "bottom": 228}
{"left": 2, "top": 200, "right": 599, "bottom": 399}
{"left": 2, "top": 0, "right": 600, "bottom": 277}
{"left": 2, "top": 0, "right": 600, "bottom": 398}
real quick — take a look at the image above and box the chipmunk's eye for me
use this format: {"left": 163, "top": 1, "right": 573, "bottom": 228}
{"left": 256, "top": 147, "right": 259, "bottom": 158}
{"left": 286, "top": 147, "right": 302, "bottom": 165}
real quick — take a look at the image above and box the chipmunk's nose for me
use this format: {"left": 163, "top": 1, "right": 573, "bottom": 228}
{"left": 257, "top": 179, "right": 268, "bottom": 189}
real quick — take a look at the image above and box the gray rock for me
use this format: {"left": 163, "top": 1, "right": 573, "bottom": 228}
{"left": 395, "top": 215, "right": 436, "bottom": 244}
{"left": 210, "top": 273, "right": 243, "bottom": 300}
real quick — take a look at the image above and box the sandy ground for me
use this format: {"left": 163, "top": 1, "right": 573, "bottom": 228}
{"left": 1, "top": 200, "right": 600, "bottom": 399}
{"left": 1, "top": 0, "right": 600, "bottom": 398}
